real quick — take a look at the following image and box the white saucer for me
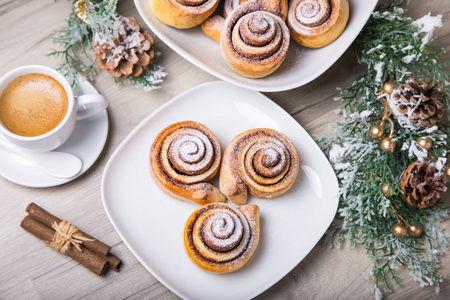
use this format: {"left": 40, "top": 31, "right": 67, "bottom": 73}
{"left": 0, "top": 80, "right": 109, "bottom": 188}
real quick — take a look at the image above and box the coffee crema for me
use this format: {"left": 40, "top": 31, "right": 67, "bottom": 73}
{"left": 0, "top": 73, "right": 68, "bottom": 137}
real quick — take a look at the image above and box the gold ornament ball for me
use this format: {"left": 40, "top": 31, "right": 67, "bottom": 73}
{"left": 446, "top": 167, "right": 450, "bottom": 178}
{"left": 408, "top": 223, "right": 423, "bottom": 238}
{"left": 370, "top": 125, "right": 385, "bottom": 139}
{"left": 381, "top": 183, "right": 393, "bottom": 197}
{"left": 392, "top": 223, "right": 408, "bottom": 238}
{"left": 382, "top": 80, "right": 396, "bottom": 94}
{"left": 417, "top": 137, "right": 432, "bottom": 150}
{"left": 74, "top": 0, "right": 91, "bottom": 25}
{"left": 381, "top": 137, "right": 396, "bottom": 152}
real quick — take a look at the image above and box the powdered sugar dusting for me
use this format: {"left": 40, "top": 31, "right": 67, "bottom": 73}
{"left": 152, "top": 122, "right": 222, "bottom": 191}
{"left": 223, "top": 0, "right": 241, "bottom": 18}
{"left": 295, "top": 0, "right": 331, "bottom": 27}
{"left": 191, "top": 205, "right": 251, "bottom": 263}
{"left": 221, "top": 0, "right": 290, "bottom": 73}
{"left": 261, "top": 148, "right": 278, "bottom": 166}
{"left": 203, "top": 211, "right": 244, "bottom": 251}
{"left": 168, "top": 130, "right": 214, "bottom": 175}
{"left": 220, "top": 129, "right": 298, "bottom": 202}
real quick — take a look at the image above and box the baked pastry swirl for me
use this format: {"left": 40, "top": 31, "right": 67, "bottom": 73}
{"left": 149, "top": 0, "right": 220, "bottom": 29}
{"left": 202, "top": 0, "right": 288, "bottom": 43}
{"left": 287, "top": 0, "right": 349, "bottom": 48}
{"left": 223, "top": 0, "right": 242, "bottom": 19}
{"left": 184, "top": 202, "right": 260, "bottom": 273}
{"left": 201, "top": 15, "right": 225, "bottom": 43}
{"left": 220, "top": 1, "right": 290, "bottom": 78}
{"left": 220, "top": 128, "right": 299, "bottom": 205}
{"left": 224, "top": 0, "right": 288, "bottom": 20}
{"left": 149, "top": 121, "right": 226, "bottom": 205}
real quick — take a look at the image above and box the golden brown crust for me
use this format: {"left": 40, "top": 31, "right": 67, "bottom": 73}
{"left": 149, "top": 121, "right": 226, "bottom": 205}
{"left": 220, "top": 128, "right": 299, "bottom": 205}
{"left": 183, "top": 203, "right": 260, "bottom": 273}
{"left": 149, "top": 0, "right": 221, "bottom": 29}
{"left": 223, "top": 0, "right": 243, "bottom": 19}
{"left": 287, "top": 0, "right": 350, "bottom": 48}
{"left": 201, "top": 15, "right": 225, "bottom": 43}
{"left": 220, "top": 1, "right": 290, "bottom": 78}
{"left": 202, "top": 0, "right": 288, "bottom": 44}
{"left": 223, "top": 0, "right": 288, "bottom": 20}
{"left": 258, "top": 0, "right": 288, "bottom": 21}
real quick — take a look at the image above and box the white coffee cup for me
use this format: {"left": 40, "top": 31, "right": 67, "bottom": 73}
{"left": 0, "top": 65, "right": 108, "bottom": 152}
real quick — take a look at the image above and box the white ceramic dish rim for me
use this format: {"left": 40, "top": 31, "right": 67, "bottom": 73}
{"left": 101, "top": 81, "right": 339, "bottom": 299}
{"left": 134, "top": 0, "right": 378, "bottom": 92}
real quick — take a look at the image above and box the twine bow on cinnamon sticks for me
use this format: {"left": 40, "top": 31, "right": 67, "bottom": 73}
{"left": 20, "top": 203, "right": 121, "bottom": 276}
{"left": 49, "top": 220, "right": 94, "bottom": 253}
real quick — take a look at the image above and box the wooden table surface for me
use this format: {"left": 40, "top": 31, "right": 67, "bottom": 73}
{"left": 1, "top": 1, "right": 449, "bottom": 299}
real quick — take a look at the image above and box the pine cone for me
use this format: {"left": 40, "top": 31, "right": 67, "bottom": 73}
{"left": 400, "top": 160, "right": 447, "bottom": 209}
{"left": 93, "top": 16, "right": 155, "bottom": 78}
{"left": 388, "top": 77, "right": 445, "bottom": 129}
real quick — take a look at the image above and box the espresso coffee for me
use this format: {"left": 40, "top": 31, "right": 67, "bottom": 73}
{"left": 0, "top": 73, "right": 68, "bottom": 137}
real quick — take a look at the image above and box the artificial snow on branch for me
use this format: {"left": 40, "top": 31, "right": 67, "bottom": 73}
{"left": 49, "top": 0, "right": 166, "bottom": 91}
{"left": 317, "top": 1, "right": 450, "bottom": 298}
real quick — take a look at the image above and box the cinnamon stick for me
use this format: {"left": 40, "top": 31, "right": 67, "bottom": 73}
{"left": 20, "top": 216, "right": 108, "bottom": 276}
{"left": 105, "top": 253, "right": 122, "bottom": 272}
{"left": 26, "top": 202, "right": 111, "bottom": 256}
{"left": 25, "top": 202, "right": 121, "bottom": 272}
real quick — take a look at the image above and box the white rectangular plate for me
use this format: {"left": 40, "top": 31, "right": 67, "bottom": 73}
{"left": 101, "top": 81, "right": 339, "bottom": 299}
{"left": 134, "top": 0, "right": 378, "bottom": 92}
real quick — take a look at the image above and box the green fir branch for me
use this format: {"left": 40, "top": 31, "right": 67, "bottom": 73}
{"left": 49, "top": 0, "right": 166, "bottom": 91}
{"left": 49, "top": 10, "right": 96, "bottom": 88}
{"left": 318, "top": 1, "right": 450, "bottom": 298}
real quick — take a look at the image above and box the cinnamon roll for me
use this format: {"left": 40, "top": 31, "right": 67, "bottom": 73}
{"left": 184, "top": 202, "right": 260, "bottom": 273}
{"left": 220, "top": 1, "right": 291, "bottom": 78}
{"left": 149, "top": 0, "right": 220, "bottom": 29}
{"left": 224, "top": 0, "right": 288, "bottom": 20}
{"left": 287, "top": 0, "right": 350, "bottom": 48}
{"left": 203, "top": 0, "right": 288, "bottom": 44}
{"left": 220, "top": 128, "right": 299, "bottom": 205}
{"left": 149, "top": 121, "right": 226, "bottom": 205}
{"left": 201, "top": 15, "right": 225, "bottom": 43}
{"left": 223, "top": 0, "right": 243, "bottom": 19}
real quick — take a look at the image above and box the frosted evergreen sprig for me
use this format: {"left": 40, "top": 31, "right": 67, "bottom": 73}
{"left": 318, "top": 1, "right": 450, "bottom": 298}
{"left": 86, "top": 0, "right": 121, "bottom": 41}
{"left": 121, "top": 55, "right": 167, "bottom": 91}
{"left": 49, "top": 0, "right": 166, "bottom": 91}
{"left": 50, "top": 10, "right": 96, "bottom": 87}
{"left": 338, "top": 2, "right": 448, "bottom": 115}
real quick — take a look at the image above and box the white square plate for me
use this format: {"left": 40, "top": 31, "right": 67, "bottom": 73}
{"left": 134, "top": 0, "right": 378, "bottom": 92}
{"left": 101, "top": 81, "right": 339, "bottom": 299}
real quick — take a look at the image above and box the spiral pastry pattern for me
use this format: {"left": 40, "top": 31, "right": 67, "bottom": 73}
{"left": 184, "top": 203, "right": 260, "bottom": 273}
{"left": 150, "top": 121, "right": 226, "bottom": 205}
{"left": 220, "top": 128, "right": 299, "bottom": 205}
{"left": 220, "top": 1, "right": 290, "bottom": 78}
{"left": 223, "top": 0, "right": 288, "bottom": 19}
{"left": 149, "top": 0, "right": 220, "bottom": 29}
{"left": 223, "top": 0, "right": 242, "bottom": 19}
{"left": 287, "top": 0, "right": 349, "bottom": 48}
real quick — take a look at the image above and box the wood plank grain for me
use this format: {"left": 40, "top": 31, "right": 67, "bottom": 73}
{"left": 0, "top": 0, "right": 448, "bottom": 299}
